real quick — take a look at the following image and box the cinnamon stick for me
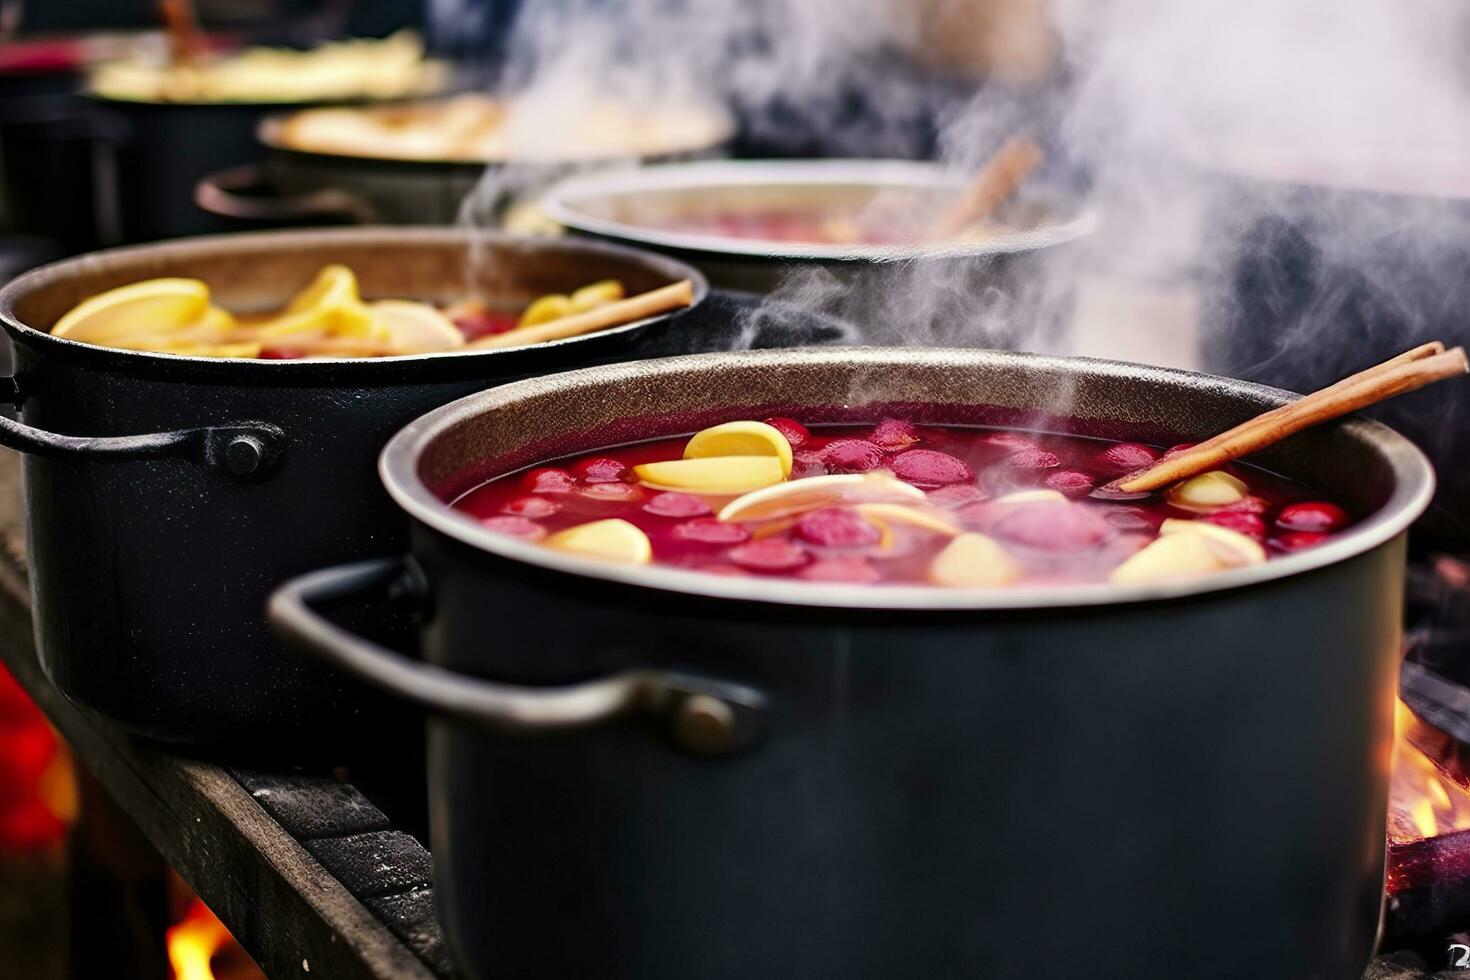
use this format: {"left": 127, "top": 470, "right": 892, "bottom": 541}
{"left": 927, "top": 135, "right": 1044, "bottom": 240}
{"left": 1115, "top": 344, "right": 1468, "bottom": 494}
{"left": 466, "top": 280, "right": 694, "bottom": 350}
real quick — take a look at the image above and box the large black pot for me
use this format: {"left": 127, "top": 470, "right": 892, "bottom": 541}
{"left": 0, "top": 227, "right": 723, "bottom": 746}
{"left": 269, "top": 348, "right": 1433, "bottom": 979}
{"left": 193, "top": 103, "right": 736, "bottom": 229}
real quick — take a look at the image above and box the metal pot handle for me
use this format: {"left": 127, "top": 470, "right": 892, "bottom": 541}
{"left": 195, "top": 164, "right": 378, "bottom": 226}
{"left": 268, "top": 557, "right": 768, "bottom": 756}
{"left": 0, "top": 379, "right": 284, "bottom": 479}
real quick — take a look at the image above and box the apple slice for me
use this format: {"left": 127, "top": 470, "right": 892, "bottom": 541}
{"left": 543, "top": 519, "right": 651, "bottom": 564}
{"left": 718, "top": 472, "right": 925, "bottom": 523}
{"left": 684, "top": 420, "right": 794, "bottom": 476}
{"left": 370, "top": 300, "right": 466, "bottom": 354}
{"left": 1166, "top": 471, "right": 1248, "bottom": 511}
{"left": 1158, "top": 519, "right": 1266, "bottom": 565}
{"left": 634, "top": 456, "right": 786, "bottom": 495}
{"left": 928, "top": 533, "right": 1022, "bottom": 588}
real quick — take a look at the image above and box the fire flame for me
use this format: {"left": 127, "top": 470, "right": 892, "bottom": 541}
{"left": 1389, "top": 699, "right": 1470, "bottom": 842}
{"left": 167, "top": 897, "right": 230, "bottom": 980}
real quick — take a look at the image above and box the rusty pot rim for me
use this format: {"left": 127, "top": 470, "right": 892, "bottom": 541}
{"left": 379, "top": 346, "right": 1435, "bottom": 612}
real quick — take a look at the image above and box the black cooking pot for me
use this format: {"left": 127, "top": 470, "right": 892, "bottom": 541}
{"left": 269, "top": 348, "right": 1433, "bottom": 979}
{"left": 193, "top": 104, "right": 736, "bottom": 228}
{"left": 0, "top": 227, "right": 722, "bottom": 746}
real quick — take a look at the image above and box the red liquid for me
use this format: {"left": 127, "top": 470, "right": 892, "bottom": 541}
{"left": 453, "top": 422, "right": 1355, "bottom": 587}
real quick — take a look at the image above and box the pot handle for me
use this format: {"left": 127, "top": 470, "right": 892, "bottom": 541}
{"left": 268, "top": 557, "right": 768, "bottom": 756}
{"left": 0, "top": 379, "right": 284, "bottom": 478}
{"left": 194, "top": 164, "right": 378, "bottom": 226}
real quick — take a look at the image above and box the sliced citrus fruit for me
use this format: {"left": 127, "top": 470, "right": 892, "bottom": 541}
{"left": 285, "top": 263, "right": 360, "bottom": 313}
{"left": 369, "top": 300, "right": 465, "bottom": 354}
{"left": 52, "top": 278, "right": 211, "bottom": 344}
{"left": 929, "top": 533, "right": 1022, "bottom": 588}
{"left": 260, "top": 265, "right": 383, "bottom": 341}
{"left": 634, "top": 456, "right": 786, "bottom": 496}
{"left": 543, "top": 519, "right": 652, "bottom": 564}
{"left": 1166, "top": 471, "right": 1247, "bottom": 511}
{"left": 684, "top": 421, "right": 794, "bottom": 477}
{"left": 570, "top": 280, "right": 625, "bottom": 312}
{"left": 718, "top": 472, "right": 924, "bottom": 523}
{"left": 854, "top": 502, "right": 960, "bottom": 536}
{"left": 518, "top": 294, "right": 573, "bottom": 328}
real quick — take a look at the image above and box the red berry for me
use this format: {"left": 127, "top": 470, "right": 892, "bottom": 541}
{"left": 580, "top": 482, "right": 645, "bottom": 504}
{"left": 572, "top": 457, "right": 628, "bottom": 484}
{"left": 1096, "top": 442, "right": 1158, "bottom": 474}
{"left": 1276, "top": 501, "right": 1349, "bottom": 533}
{"left": 888, "top": 449, "right": 973, "bottom": 488}
{"left": 991, "top": 501, "right": 1109, "bottom": 551}
{"left": 820, "top": 439, "right": 886, "bottom": 473}
{"left": 798, "top": 558, "right": 881, "bottom": 583}
{"left": 674, "top": 519, "right": 751, "bottom": 545}
{"left": 870, "top": 418, "right": 921, "bottom": 449}
{"left": 1272, "top": 530, "right": 1329, "bottom": 552}
{"left": 791, "top": 450, "right": 827, "bottom": 479}
{"left": 796, "top": 508, "right": 882, "bottom": 548}
{"left": 927, "top": 484, "right": 987, "bottom": 508}
{"left": 983, "top": 432, "right": 1037, "bottom": 451}
{"left": 503, "top": 496, "right": 560, "bottom": 519}
{"left": 1220, "top": 495, "right": 1270, "bottom": 515}
{"left": 1044, "top": 470, "right": 1096, "bottom": 496}
{"left": 481, "top": 515, "right": 546, "bottom": 541}
{"left": 522, "top": 467, "right": 577, "bottom": 494}
{"left": 1004, "top": 449, "right": 1061, "bottom": 470}
{"left": 728, "top": 538, "right": 809, "bottom": 572}
{"left": 1203, "top": 510, "right": 1267, "bottom": 540}
{"left": 764, "top": 417, "right": 810, "bottom": 449}
{"left": 644, "top": 492, "right": 711, "bottom": 518}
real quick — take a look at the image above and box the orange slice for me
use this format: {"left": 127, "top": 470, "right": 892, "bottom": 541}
{"left": 370, "top": 300, "right": 465, "bottom": 354}
{"left": 684, "top": 421, "right": 794, "bottom": 477}
{"left": 543, "top": 519, "right": 652, "bottom": 564}
{"left": 928, "top": 533, "right": 1022, "bottom": 588}
{"left": 52, "top": 278, "right": 211, "bottom": 344}
{"left": 635, "top": 456, "right": 787, "bottom": 495}
{"left": 718, "top": 472, "right": 924, "bottom": 523}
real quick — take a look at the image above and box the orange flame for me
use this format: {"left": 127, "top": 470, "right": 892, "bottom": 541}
{"left": 1389, "top": 699, "right": 1470, "bottom": 842}
{"left": 167, "top": 898, "right": 230, "bottom": 980}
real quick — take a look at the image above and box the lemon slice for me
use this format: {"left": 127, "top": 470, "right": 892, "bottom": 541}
{"left": 1166, "top": 471, "right": 1247, "bottom": 511}
{"left": 52, "top": 278, "right": 211, "bottom": 344}
{"left": 285, "top": 264, "right": 360, "bottom": 313}
{"left": 854, "top": 502, "right": 960, "bottom": 536}
{"left": 544, "top": 519, "right": 652, "bottom": 564}
{"left": 684, "top": 421, "right": 794, "bottom": 477}
{"left": 518, "top": 294, "right": 573, "bottom": 328}
{"left": 718, "top": 472, "right": 924, "bottom": 523}
{"left": 929, "top": 533, "right": 1022, "bottom": 587}
{"left": 634, "top": 456, "right": 786, "bottom": 495}
{"left": 570, "top": 280, "right": 625, "bottom": 312}
{"left": 369, "top": 300, "right": 465, "bottom": 354}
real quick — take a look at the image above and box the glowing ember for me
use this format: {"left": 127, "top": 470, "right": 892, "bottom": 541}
{"left": 167, "top": 898, "right": 232, "bottom": 980}
{"left": 1388, "top": 700, "right": 1470, "bottom": 844}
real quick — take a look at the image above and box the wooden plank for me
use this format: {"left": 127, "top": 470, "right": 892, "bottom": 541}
{"left": 0, "top": 488, "right": 434, "bottom": 979}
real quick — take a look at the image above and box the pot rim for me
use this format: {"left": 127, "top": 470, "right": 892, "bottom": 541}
{"left": 542, "top": 159, "right": 1100, "bottom": 262}
{"left": 0, "top": 226, "right": 709, "bottom": 377}
{"left": 378, "top": 347, "right": 1436, "bottom": 612}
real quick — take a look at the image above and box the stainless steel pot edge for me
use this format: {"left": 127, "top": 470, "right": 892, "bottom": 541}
{"left": 378, "top": 346, "right": 1436, "bottom": 612}
{"left": 0, "top": 226, "right": 710, "bottom": 371}
{"left": 542, "top": 159, "right": 1101, "bottom": 262}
